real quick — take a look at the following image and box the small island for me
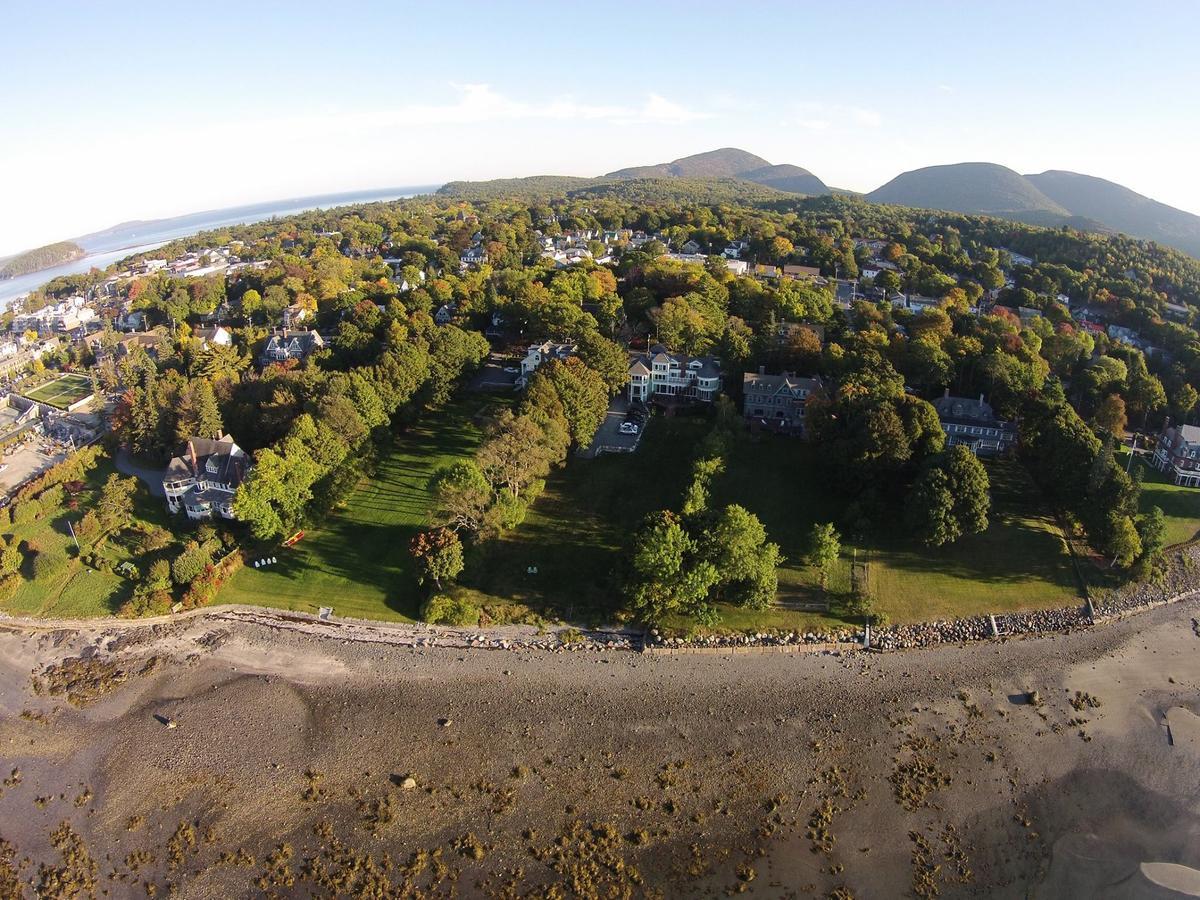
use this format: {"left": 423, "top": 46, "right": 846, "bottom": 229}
{"left": 0, "top": 240, "right": 86, "bottom": 279}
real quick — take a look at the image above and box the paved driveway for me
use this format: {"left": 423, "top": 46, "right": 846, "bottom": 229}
{"left": 584, "top": 396, "right": 644, "bottom": 456}
{"left": 469, "top": 356, "right": 520, "bottom": 392}
{"left": 115, "top": 447, "right": 166, "bottom": 497}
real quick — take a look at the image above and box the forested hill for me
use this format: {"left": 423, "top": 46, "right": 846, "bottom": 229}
{"left": 438, "top": 148, "right": 830, "bottom": 202}
{"left": 0, "top": 241, "right": 86, "bottom": 279}
{"left": 1026, "top": 170, "right": 1200, "bottom": 259}
{"left": 867, "top": 163, "right": 1071, "bottom": 218}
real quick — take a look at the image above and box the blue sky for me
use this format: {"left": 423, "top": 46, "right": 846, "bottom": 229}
{"left": 1, "top": 0, "right": 1197, "bottom": 255}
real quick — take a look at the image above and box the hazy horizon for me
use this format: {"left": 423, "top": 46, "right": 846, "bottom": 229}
{"left": 3, "top": 0, "right": 1199, "bottom": 257}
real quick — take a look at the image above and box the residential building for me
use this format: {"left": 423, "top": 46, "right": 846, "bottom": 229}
{"left": 933, "top": 391, "right": 1017, "bottom": 455}
{"left": 260, "top": 329, "right": 326, "bottom": 366}
{"left": 194, "top": 325, "right": 233, "bottom": 349}
{"left": 519, "top": 340, "right": 577, "bottom": 383}
{"left": 681, "top": 240, "right": 702, "bottom": 254}
{"left": 282, "top": 304, "right": 309, "bottom": 328}
{"left": 628, "top": 344, "right": 722, "bottom": 403}
{"left": 754, "top": 263, "right": 779, "bottom": 279}
{"left": 460, "top": 245, "right": 488, "bottom": 268}
{"left": 782, "top": 264, "right": 821, "bottom": 280}
{"left": 434, "top": 303, "right": 457, "bottom": 326}
{"left": 742, "top": 370, "right": 822, "bottom": 434}
{"left": 162, "top": 434, "right": 249, "bottom": 520}
{"left": 1164, "top": 301, "right": 1191, "bottom": 323}
{"left": 1153, "top": 422, "right": 1200, "bottom": 487}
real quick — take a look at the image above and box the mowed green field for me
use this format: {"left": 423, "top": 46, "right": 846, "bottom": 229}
{"left": 1, "top": 456, "right": 165, "bottom": 618}
{"left": 22, "top": 373, "right": 93, "bottom": 409}
{"left": 1122, "top": 452, "right": 1200, "bottom": 547}
{"left": 465, "top": 417, "right": 1081, "bottom": 631}
{"left": 220, "top": 397, "right": 504, "bottom": 621}
{"left": 865, "top": 460, "right": 1081, "bottom": 622}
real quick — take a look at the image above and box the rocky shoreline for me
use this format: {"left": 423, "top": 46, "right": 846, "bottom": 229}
{"left": 648, "top": 544, "right": 1200, "bottom": 654}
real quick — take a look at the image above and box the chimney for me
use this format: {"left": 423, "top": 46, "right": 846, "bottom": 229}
{"left": 188, "top": 440, "right": 198, "bottom": 477}
{"left": 944, "top": 387, "right": 950, "bottom": 398}
{"left": 979, "top": 393, "right": 985, "bottom": 406}
{"left": 759, "top": 365, "right": 766, "bottom": 375}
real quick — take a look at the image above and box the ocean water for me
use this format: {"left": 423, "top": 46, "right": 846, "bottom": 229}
{"left": 0, "top": 185, "right": 439, "bottom": 307}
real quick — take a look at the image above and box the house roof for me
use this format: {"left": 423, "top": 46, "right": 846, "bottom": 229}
{"left": 164, "top": 434, "right": 247, "bottom": 487}
{"left": 743, "top": 372, "right": 821, "bottom": 397}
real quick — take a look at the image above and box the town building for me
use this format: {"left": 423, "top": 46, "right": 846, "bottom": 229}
{"left": 162, "top": 434, "right": 249, "bottom": 521}
{"left": 932, "top": 391, "right": 1017, "bottom": 455}
{"left": 519, "top": 340, "right": 577, "bottom": 384}
{"left": 194, "top": 325, "right": 233, "bottom": 349}
{"left": 742, "top": 370, "right": 822, "bottom": 434}
{"left": 260, "top": 329, "right": 326, "bottom": 366}
{"left": 1153, "top": 422, "right": 1200, "bottom": 487}
{"left": 627, "top": 344, "right": 722, "bottom": 404}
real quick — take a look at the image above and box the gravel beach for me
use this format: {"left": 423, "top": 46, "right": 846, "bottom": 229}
{"left": 0, "top": 599, "right": 1198, "bottom": 898}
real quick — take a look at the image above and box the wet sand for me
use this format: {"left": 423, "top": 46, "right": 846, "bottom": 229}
{"left": 0, "top": 600, "right": 1198, "bottom": 898}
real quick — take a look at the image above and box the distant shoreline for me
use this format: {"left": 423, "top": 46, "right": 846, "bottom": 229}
{"left": 0, "top": 184, "right": 441, "bottom": 306}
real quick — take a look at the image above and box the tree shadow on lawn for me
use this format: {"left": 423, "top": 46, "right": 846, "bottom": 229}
{"left": 871, "top": 512, "right": 1080, "bottom": 594}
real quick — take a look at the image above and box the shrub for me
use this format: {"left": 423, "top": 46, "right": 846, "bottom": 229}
{"left": 38, "top": 485, "right": 65, "bottom": 510}
{"left": 12, "top": 500, "right": 41, "bottom": 526}
{"left": 420, "top": 594, "right": 479, "bottom": 627}
{"left": 31, "top": 550, "right": 66, "bottom": 581}
{"left": 171, "top": 541, "right": 214, "bottom": 585}
{"left": 119, "top": 589, "right": 173, "bottom": 618}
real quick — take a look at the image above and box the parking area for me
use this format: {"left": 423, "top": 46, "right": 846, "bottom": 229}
{"left": 583, "top": 395, "right": 649, "bottom": 457}
{"left": 469, "top": 354, "right": 521, "bottom": 392}
{"left": 0, "top": 441, "right": 67, "bottom": 496}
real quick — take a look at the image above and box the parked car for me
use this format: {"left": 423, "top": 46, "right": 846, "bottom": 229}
{"left": 502, "top": 366, "right": 520, "bottom": 374}
{"left": 619, "top": 422, "right": 639, "bottom": 435}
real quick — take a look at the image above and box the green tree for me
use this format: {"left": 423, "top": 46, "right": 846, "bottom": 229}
{"left": 96, "top": 473, "right": 138, "bottom": 533}
{"left": 1133, "top": 506, "right": 1166, "bottom": 578}
{"left": 430, "top": 460, "right": 493, "bottom": 533}
{"left": 806, "top": 522, "right": 841, "bottom": 589}
{"left": 1093, "top": 393, "right": 1127, "bottom": 436}
{"left": 706, "top": 504, "right": 780, "bottom": 609}
{"left": 575, "top": 332, "right": 629, "bottom": 394}
{"left": 410, "top": 527, "right": 465, "bottom": 589}
{"left": 625, "top": 510, "right": 718, "bottom": 623}
{"left": 539, "top": 358, "right": 609, "bottom": 449}
{"left": 906, "top": 447, "right": 990, "bottom": 546}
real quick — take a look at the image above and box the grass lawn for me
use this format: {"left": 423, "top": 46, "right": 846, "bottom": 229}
{"left": 865, "top": 459, "right": 1081, "bottom": 622}
{"left": 21, "top": 373, "right": 93, "bottom": 409}
{"left": 219, "top": 396, "right": 507, "bottom": 621}
{"left": 464, "top": 416, "right": 1082, "bottom": 633}
{"left": 1, "top": 454, "right": 166, "bottom": 617}
{"left": 460, "top": 413, "right": 706, "bottom": 622}
{"left": 1121, "top": 451, "right": 1200, "bottom": 547}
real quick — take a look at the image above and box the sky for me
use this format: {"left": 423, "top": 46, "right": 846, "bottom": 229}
{"left": 2, "top": 0, "right": 1198, "bottom": 256}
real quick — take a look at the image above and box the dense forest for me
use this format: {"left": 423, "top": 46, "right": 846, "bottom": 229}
{"left": 0, "top": 240, "right": 85, "bottom": 278}
{"left": 11, "top": 177, "right": 1200, "bottom": 618}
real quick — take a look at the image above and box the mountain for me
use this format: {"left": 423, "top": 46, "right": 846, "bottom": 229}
{"left": 605, "top": 148, "right": 831, "bottom": 195}
{"left": 867, "top": 163, "right": 1070, "bottom": 218}
{"left": 606, "top": 148, "right": 771, "bottom": 180}
{"left": 1026, "top": 170, "right": 1200, "bottom": 258}
{"left": 737, "top": 164, "right": 828, "bottom": 195}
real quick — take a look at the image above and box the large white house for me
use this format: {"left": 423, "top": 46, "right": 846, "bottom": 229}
{"left": 518, "top": 340, "right": 577, "bottom": 386}
{"left": 163, "top": 434, "right": 250, "bottom": 521}
{"left": 628, "top": 344, "right": 722, "bottom": 403}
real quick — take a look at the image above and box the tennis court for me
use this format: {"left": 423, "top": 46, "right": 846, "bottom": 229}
{"left": 22, "top": 373, "right": 94, "bottom": 410}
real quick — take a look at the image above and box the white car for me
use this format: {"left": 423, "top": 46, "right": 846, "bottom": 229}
{"left": 503, "top": 366, "right": 520, "bottom": 374}
{"left": 619, "top": 422, "right": 639, "bottom": 435}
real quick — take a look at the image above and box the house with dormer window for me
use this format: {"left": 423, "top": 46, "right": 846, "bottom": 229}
{"left": 162, "top": 434, "right": 249, "bottom": 520}
{"left": 627, "top": 344, "right": 722, "bottom": 404}
{"left": 742, "top": 370, "right": 822, "bottom": 434}
{"left": 1153, "top": 422, "right": 1200, "bottom": 487}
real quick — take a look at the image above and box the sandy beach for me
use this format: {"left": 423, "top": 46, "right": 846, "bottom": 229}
{"left": 0, "top": 600, "right": 1198, "bottom": 898}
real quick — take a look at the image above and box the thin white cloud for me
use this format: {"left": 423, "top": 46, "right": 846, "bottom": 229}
{"left": 361, "top": 83, "right": 710, "bottom": 128}
{"left": 791, "top": 102, "right": 882, "bottom": 132}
